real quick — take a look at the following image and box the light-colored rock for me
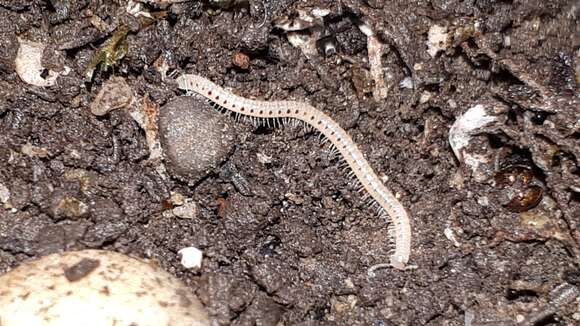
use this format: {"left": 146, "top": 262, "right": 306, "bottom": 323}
{"left": 158, "top": 96, "right": 235, "bottom": 184}
{"left": 0, "top": 250, "right": 210, "bottom": 326}
{"left": 90, "top": 77, "right": 134, "bottom": 116}
{"left": 178, "top": 246, "right": 203, "bottom": 269}
{"left": 172, "top": 200, "right": 197, "bottom": 219}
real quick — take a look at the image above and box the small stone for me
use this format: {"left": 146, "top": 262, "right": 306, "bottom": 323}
{"left": 170, "top": 191, "right": 185, "bottom": 206}
{"left": 90, "top": 77, "right": 134, "bottom": 116}
{"left": 419, "top": 91, "right": 432, "bottom": 104}
{"left": 172, "top": 200, "right": 197, "bottom": 219}
{"left": 178, "top": 247, "right": 203, "bottom": 269}
{"left": 159, "top": 96, "right": 235, "bottom": 184}
{"left": 51, "top": 193, "right": 89, "bottom": 220}
{"left": 232, "top": 52, "right": 250, "bottom": 70}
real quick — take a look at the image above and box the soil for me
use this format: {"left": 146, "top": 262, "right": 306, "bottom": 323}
{"left": 0, "top": 0, "right": 578, "bottom": 325}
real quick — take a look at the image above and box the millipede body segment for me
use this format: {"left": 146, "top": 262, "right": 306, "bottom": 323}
{"left": 176, "top": 74, "right": 411, "bottom": 270}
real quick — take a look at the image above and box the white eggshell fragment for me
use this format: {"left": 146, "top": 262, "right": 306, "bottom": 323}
{"left": 15, "top": 38, "right": 64, "bottom": 87}
{"left": 0, "top": 250, "right": 210, "bottom": 326}
{"left": 448, "top": 104, "right": 499, "bottom": 161}
{"left": 426, "top": 24, "right": 449, "bottom": 57}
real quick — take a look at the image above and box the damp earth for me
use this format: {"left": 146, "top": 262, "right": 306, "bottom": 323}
{"left": 0, "top": 1, "right": 579, "bottom": 325}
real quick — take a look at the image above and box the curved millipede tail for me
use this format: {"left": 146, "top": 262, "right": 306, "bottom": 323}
{"left": 176, "top": 74, "right": 412, "bottom": 270}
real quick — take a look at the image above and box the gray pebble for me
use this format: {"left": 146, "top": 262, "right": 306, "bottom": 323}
{"left": 159, "top": 96, "right": 235, "bottom": 184}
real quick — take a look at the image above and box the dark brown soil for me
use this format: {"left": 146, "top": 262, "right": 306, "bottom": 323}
{"left": 0, "top": 0, "right": 578, "bottom": 325}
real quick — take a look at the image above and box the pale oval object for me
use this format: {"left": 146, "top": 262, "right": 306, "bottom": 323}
{"left": 0, "top": 250, "right": 210, "bottom": 326}
{"left": 15, "top": 38, "right": 61, "bottom": 87}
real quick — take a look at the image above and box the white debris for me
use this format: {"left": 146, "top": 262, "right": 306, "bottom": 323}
{"left": 257, "top": 152, "right": 273, "bottom": 164}
{"left": 356, "top": 22, "right": 390, "bottom": 100}
{"left": 178, "top": 247, "right": 203, "bottom": 269}
{"left": 464, "top": 310, "right": 475, "bottom": 326}
{"left": 172, "top": 200, "right": 197, "bottom": 219}
{"left": 286, "top": 33, "right": 318, "bottom": 58}
{"left": 444, "top": 227, "right": 461, "bottom": 247}
{"left": 311, "top": 8, "right": 330, "bottom": 18}
{"left": 127, "top": 96, "right": 163, "bottom": 162}
{"left": 367, "top": 33, "right": 389, "bottom": 100}
{"left": 127, "top": 0, "right": 153, "bottom": 19}
{"left": 0, "top": 183, "right": 10, "bottom": 207}
{"left": 476, "top": 196, "right": 489, "bottom": 206}
{"left": 449, "top": 104, "right": 502, "bottom": 182}
{"left": 274, "top": 9, "right": 325, "bottom": 60}
{"left": 169, "top": 191, "right": 185, "bottom": 206}
{"left": 449, "top": 104, "right": 499, "bottom": 161}
{"left": 15, "top": 38, "right": 69, "bottom": 87}
{"left": 274, "top": 9, "right": 320, "bottom": 32}
{"left": 426, "top": 25, "right": 449, "bottom": 58}
{"left": 399, "top": 76, "right": 414, "bottom": 89}
{"left": 419, "top": 91, "right": 432, "bottom": 104}
{"left": 357, "top": 21, "right": 374, "bottom": 37}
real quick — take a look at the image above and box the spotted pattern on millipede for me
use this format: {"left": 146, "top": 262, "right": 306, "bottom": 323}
{"left": 176, "top": 74, "right": 412, "bottom": 270}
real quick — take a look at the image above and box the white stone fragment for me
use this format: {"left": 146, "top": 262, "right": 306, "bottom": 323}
{"left": 170, "top": 191, "right": 185, "bottom": 206}
{"left": 178, "top": 247, "right": 203, "bottom": 269}
{"left": 426, "top": 25, "right": 449, "bottom": 57}
{"left": 0, "top": 250, "right": 210, "bottom": 326}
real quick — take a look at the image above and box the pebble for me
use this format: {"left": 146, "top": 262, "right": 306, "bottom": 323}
{"left": 90, "top": 77, "right": 134, "bottom": 116}
{"left": 232, "top": 52, "right": 250, "bottom": 70}
{"left": 172, "top": 200, "right": 197, "bottom": 219}
{"left": 158, "top": 96, "right": 235, "bottom": 184}
{"left": 178, "top": 246, "right": 203, "bottom": 269}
